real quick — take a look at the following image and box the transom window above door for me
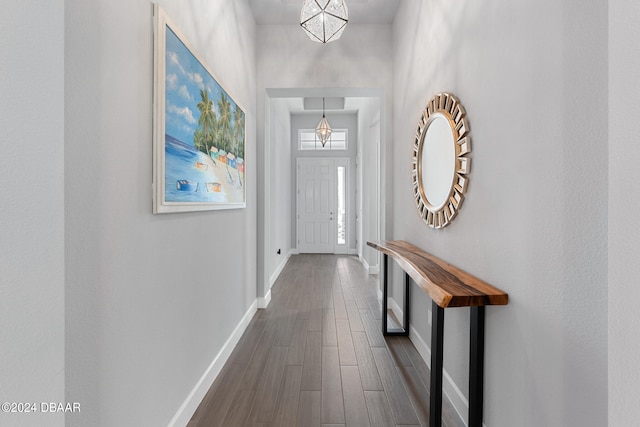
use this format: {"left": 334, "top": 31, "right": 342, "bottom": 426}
{"left": 298, "top": 129, "right": 348, "bottom": 150}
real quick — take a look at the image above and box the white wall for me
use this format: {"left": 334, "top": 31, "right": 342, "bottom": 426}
{"left": 609, "top": 0, "right": 640, "bottom": 425}
{"left": 355, "top": 98, "right": 381, "bottom": 270}
{"left": 392, "top": 1, "right": 607, "bottom": 426}
{"left": 265, "top": 98, "right": 292, "bottom": 289}
{"left": 64, "top": 1, "right": 256, "bottom": 426}
{"left": 256, "top": 24, "right": 393, "bottom": 297}
{"left": 0, "top": 2, "right": 65, "bottom": 426}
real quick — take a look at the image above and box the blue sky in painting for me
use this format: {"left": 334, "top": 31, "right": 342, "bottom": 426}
{"left": 164, "top": 26, "right": 242, "bottom": 146}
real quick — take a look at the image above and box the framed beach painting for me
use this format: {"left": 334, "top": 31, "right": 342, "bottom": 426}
{"left": 153, "top": 4, "right": 246, "bottom": 213}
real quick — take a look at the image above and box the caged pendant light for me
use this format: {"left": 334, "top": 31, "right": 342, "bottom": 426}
{"left": 300, "top": 0, "right": 349, "bottom": 44}
{"left": 316, "top": 98, "right": 332, "bottom": 147}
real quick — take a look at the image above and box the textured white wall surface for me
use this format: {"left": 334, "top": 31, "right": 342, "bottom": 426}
{"left": 0, "top": 1, "right": 65, "bottom": 426}
{"left": 267, "top": 98, "right": 292, "bottom": 280}
{"left": 356, "top": 98, "right": 381, "bottom": 269}
{"left": 609, "top": 0, "right": 640, "bottom": 425}
{"left": 64, "top": 1, "right": 256, "bottom": 425}
{"left": 392, "top": 0, "right": 607, "bottom": 425}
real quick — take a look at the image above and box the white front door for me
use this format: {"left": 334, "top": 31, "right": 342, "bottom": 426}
{"left": 297, "top": 158, "right": 336, "bottom": 253}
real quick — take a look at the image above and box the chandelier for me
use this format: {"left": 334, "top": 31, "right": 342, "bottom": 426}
{"left": 300, "top": 0, "right": 349, "bottom": 43}
{"left": 316, "top": 98, "right": 332, "bottom": 147}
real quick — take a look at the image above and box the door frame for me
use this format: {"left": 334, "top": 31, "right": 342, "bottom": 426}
{"left": 296, "top": 157, "right": 350, "bottom": 254}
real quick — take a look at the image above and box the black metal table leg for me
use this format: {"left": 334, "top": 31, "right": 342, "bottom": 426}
{"left": 403, "top": 272, "right": 410, "bottom": 335}
{"left": 469, "top": 306, "right": 485, "bottom": 427}
{"left": 429, "top": 301, "right": 444, "bottom": 427}
{"left": 381, "top": 255, "right": 410, "bottom": 336}
{"left": 382, "top": 254, "right": 388, "bottom": 335}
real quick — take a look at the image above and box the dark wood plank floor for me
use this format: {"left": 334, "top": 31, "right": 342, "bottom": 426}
{"left": 188, "top": 254, "right": 465, "bottom": 427}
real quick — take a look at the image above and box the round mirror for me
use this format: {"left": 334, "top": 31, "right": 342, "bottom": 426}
{"left": 419, "top": 113, "right": 456, "bottom": 210}
{"left": 412, "top": 93, "right": 471, "bottom": 229}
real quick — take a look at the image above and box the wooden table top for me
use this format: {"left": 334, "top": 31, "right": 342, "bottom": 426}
{"left": 367, "top": 240, "right": 508, "bottom": 308}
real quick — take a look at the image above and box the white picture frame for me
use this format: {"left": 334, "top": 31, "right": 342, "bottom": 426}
{"left": 153, "top": 4, "right": 246, "bottom": 213}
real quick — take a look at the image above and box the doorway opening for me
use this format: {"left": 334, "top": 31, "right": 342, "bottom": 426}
{"left": 260, "top": 88, "right": 385, "bottom": 302}
{"left": 296, "top": 158, "right": 350, "bottom": 254}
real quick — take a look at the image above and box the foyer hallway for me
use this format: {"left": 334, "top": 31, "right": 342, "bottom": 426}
{"left": 188, "top": 254, "right": 464, "bottom": 427}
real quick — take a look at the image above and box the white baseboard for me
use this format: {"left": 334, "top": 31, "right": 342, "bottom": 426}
{"left": 359, "top": 255, "right": 370, "bottom": 271}
{"left": 269, "top": 249, "right": 294, "bottom": 287}
{"left": 260, "top": 249, "right": 294, "bottom": 309}
{"left": 257, "top": 289, "right": 272, "bottom": 309}
{"left": 388, "top": 297, "right": 472, "bottom": 427}
{"left": 358, "top": 256, "right": 379, "bottom": 275}
{"left": 348, "top": 248, "right": 358, "bottom": 255}
{"left": 168, "top": 300, "right": 258, "bottom": 427}
{"left": 387, "top": 297, "right": 403, "bottom": 323}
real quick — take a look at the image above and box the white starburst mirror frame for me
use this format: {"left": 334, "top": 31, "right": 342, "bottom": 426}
{"left": 412, "top": 92, "right": 471, "bottom": 229}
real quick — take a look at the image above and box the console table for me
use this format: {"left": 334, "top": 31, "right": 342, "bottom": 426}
{"left": 367, "top": 240, "right": 508, "bottom": 427}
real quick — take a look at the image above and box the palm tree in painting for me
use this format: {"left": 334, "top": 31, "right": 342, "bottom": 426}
{"left": 233, "top": 105, "right": 245, "bottom": 159}
{"left": 196, "top": 89, "right": 216, "bottom": 154}
{"left": 193, "top": 127, "right": 206, "bottom": 153}
{"left": 217, "top": 93, "right": 232, "bottom": 153}
{"left": 212, "top": 125, "right": 223, "bottom": 154}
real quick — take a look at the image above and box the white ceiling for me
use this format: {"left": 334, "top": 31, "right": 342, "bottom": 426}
{"left": 248, "top": 0, "right": 401, "bottom": 25}
{"left": 253, "top": 1, "right": 398, "bottom": 115}
{"left": 279, "top": 96, "right": 376, "bottom": 116}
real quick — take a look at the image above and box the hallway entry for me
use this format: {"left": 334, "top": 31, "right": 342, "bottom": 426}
{"left": 297, "top": 158, "right": 349, "bottom": 254}
{"left": 188, "top": 255, "right": 464, "bottom": 427}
